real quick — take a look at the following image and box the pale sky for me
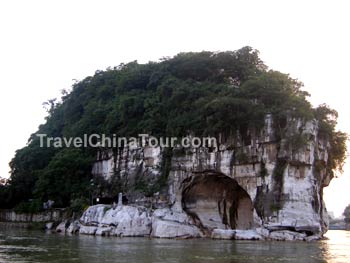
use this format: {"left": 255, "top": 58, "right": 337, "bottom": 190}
{"left": 0, "top": 0, "right": 349, "bottom": 217}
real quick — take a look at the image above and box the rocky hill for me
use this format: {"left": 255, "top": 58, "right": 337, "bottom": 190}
{"left": 1, "top": 47, "right": 346, "bottom": 239}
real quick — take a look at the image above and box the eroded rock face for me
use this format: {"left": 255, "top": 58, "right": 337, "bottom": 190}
{"left": 80, "top": 204, "right": 106, "bottom": 225}
{"left": 181, "top": 172, "right": 254, "bottom": 231}
{"left": 79, "top": 205, "right": 152, "bottom": 237}
{"left": 151, "top": 208, "right": 202, "bottom": 238}
{"left": 90, "top": 115, "right": 332, "bottom": 239}
{"left": 74, "top": 203, "right": 323, "bottom": 240}
{"left": 67, "top": 220, "right": 80, "bottom": 234}
{"left": 76, "top": 205, "right": 202, "bottom": 238}
{"left": 79, "top": 225, "right": 98, "bottom": 235}
{"left": 151, "top": 218, "right": 202, "bottom": 238}
{"left": 56, "top": 221, "right": 68, "bottom": 233}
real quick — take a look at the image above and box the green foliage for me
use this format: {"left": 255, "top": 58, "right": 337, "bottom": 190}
{"left": 328, "top": 131, "right": 348, "bottom": 175}
{"left": 34, "top": 148, "right": 93, "bottom": 207}
{"left": 270, "top": 203, "right": 283, "bottom": 212}
{"left": 286, "top": 133, "right": 308, "bottom": 151}
{"left": 344, "top": 204, "right": 350, "bottom": 220}
{"left": 273, "top": 158, "right": 288, "bottom": 179}
{"left": 259, "top": 161, "right": 268, "bottom": 177}
{"left": 271, "top": 158, "right": 288, "bottom": 212}
{"left": 134, "top": 148, "right": 172, "bottom": 197}
{"left": 1, "top": 46, "right": 347, "bottom": 209}
{"left": 14, "top": 199, "right": 42, "bottom": 213}
{"left": 136, "top": 176, "right": 168, "bottom": 198}
{"left": 314, "top": 104, "right": 348, "bottom": 176}
{"left": 235, "top": 151, "right": 249, "bottom": 164}
{"left": 70, "top": 197, "right": 89, "bottom": 213}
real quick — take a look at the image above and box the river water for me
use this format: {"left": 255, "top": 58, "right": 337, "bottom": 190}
{"left": 0, "top": 227, "right": 349, "bottom": 263}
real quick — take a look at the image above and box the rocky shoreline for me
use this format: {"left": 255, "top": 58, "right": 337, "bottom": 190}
{"left": 49, "top": 204, "right": 322, "bottom": 242}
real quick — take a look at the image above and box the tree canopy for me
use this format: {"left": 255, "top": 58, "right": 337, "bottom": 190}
{"left": 344, "top": 204, "right": 350, "bottom": 223}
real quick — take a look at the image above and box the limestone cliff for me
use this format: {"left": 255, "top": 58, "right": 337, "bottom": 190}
{"left": 86, "top": 114, "right": 332, "bottom": 240}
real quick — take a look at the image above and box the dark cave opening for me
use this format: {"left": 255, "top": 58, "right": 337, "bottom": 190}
{"left": 181, "top": 171, "right": 254, "bottom": 231}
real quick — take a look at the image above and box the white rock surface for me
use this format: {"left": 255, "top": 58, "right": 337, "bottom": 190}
{"left": 80, "top": 205, "right": 109, "bottom": 225}
{"left": 79, "top": 225, "right": 98, "bottom": 235}
{"left": 269, "top": 230, "right": 306, "bottom": 241}
{"left": 79, "top": 205, "right": 152, "bottom": 237}
{"left": 151, "top": 218, "right": 202, "bottom": 238}
{"left": 45, "top": 222, "right": 54, "bottom": 230}
{"left": 78, "top": 204, "right": 323, "bottom": 241}
{"left": 211, "top": 229, "right": 262, "bottom": 240}
{"left": 67, "top": 221, "right": 80, "bottom": 234}
{"left": 151, "top": 208, "right": 202, "bottom": 238}
{"left": 211, "top": 229, "right": 235, "bottom": 240}
{"left": 56, "top": 221, "right": 67, "bottom": 233}
{"left": 153, "top": 208, "right": 194, "bottom": 224}
{"left": 255, "top": 227, "right": 270, "bottom": 238}
{"left": 96, "top": 226, "right": 112, "bottom": 236}
{"left": 234, "top": 230, "right": 262, "bottom": 240}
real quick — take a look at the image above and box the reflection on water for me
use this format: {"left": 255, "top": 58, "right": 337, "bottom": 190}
{"left": 321, "top": 230, "right": 350, "bottom": 263}
{"left": 0, "top": 227, "right": 350, "bottom": 263}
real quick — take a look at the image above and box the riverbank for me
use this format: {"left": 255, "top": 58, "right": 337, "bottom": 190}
{"left": 0, "top": 205, "right": 325, "bottom": 241}
{"left": 45, "top": 204, "right": 323, "bottom": 242}
{"left": 0, "top": 209, "right": 67, "bottom": 223}
{"left": 0, "top": 208, "right": 69, "bottom": 231}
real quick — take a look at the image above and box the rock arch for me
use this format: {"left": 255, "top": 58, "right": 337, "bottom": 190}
{"left": 181, "top": 171, "right": 254, "bottom": 231}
